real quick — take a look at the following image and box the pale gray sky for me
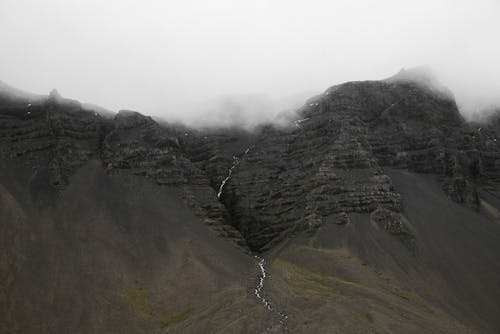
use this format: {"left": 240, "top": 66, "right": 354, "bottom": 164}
{"left": 1, "top": 0, "right": 499, "bottom": 124}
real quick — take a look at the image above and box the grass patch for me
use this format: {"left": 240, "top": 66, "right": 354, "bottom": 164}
{"left": 296, "top": 245, "right": 353, "bottom": 259}
{"left": 390, "top": 287, "right": 435, "bottom": 315}
{"left": 158, "top": 308, "right": 194, "bottom": 328}
{"left": 274, "top": 258, "right": 358, "bottom": 298}
{"left": 122, "top": 287, "right": 151, "bottom": 316}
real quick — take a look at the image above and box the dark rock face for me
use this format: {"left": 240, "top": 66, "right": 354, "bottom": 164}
{"left": 0, "top": 93, "right": 105, "bottom": 190}
{"left": 468, "top": 108, "right": 500, "bottom": 198}
{"left": 1, "top": 78, "right": 499, "bottom": 252}
{"left": 197, "top": 80, "right": 496, "bottom": 251}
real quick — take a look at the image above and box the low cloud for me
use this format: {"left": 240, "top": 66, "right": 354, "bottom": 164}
{"left": 0, "top": 0, "right": 498, "bottom": 125}
{"left": 169, "top": 92, "right": 313, "bottom": 130}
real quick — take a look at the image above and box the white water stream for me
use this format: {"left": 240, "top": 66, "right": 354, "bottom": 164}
{"left": 215, "top": 148, "right": 288, "bottom": 331}
{"left": 216, "top": 155, "right": 240, "bottom": 198}
{"left": 254, "top": 256, "right": 289, "bottom": 332}
{"left": 254, "top": 256, "right": 273, "bottom": 310}
{"left": 216, "top": 148, "right": 251, "bottom": 199}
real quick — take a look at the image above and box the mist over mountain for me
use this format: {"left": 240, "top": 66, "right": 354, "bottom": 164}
{"left": 2, "top": 70, "right": 500, "bottom": 333}
{"left": 1, "top": 0, "right": 499, "bottom": 122}
{"left": 165, "top": 92, "right": 314, "bottom": 130}
{"left": 4, "top": 66, "right": 498, "bottom": 131}
{"left": 1, "top": 1, "right": 500, "bottom": 333}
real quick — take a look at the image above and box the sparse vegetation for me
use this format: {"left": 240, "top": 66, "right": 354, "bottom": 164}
{"left": 364, "top": 311, "right": 374, "bottom": 323}
{"left": 158, "top": 308, "right": 194, "bottom": 328}
{"left": 122, "top": 287, "right": 151, "bottom": 316}
{"left": 274, "top": 258, "right": 358, "bottom": 298}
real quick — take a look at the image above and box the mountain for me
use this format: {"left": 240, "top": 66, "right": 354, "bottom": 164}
{"left": 0, "top": 80, "right": 45, "bottom": 106}
{"left": 1, "top": 72, "right": 500, "bottom": 333}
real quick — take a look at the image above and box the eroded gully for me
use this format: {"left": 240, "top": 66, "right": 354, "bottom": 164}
{"left": 216, "top": 147, "right": 289, "bottom": 332}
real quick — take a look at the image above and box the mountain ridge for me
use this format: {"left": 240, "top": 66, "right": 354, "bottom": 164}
{"left": 1, "top": 75, "right": 500, "bottom": 333}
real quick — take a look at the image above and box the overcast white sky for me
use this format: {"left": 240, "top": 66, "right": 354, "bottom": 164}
{"left": 0, "top": 0, "right": 499, "bottom": 124}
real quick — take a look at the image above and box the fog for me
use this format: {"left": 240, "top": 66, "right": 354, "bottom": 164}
{"left": 0, "top": 0, "right": 499, "bottom": 125}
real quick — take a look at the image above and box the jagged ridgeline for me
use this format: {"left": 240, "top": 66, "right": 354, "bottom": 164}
{"left": 2, "top": 71, "right": 500, "bottom": 333}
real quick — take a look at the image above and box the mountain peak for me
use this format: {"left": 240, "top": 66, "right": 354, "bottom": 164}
{"left": 49, "top": 88, "right": 62, "bottom": 101}
{"left": 384, "top": 65, "right": 453, "bottom": 98}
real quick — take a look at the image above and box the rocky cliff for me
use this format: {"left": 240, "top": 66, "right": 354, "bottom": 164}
{"left": 2, "top": 72, "right": 500, "bottom": 333}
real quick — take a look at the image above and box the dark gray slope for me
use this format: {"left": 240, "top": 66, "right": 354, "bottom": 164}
{"left": 387, "top": 169, "right": 500, "bottom": 333}
{"left": 0, "top": 160, "right": 261, "bottom": 333}
{"left": 307, "top": 169, "right": 500, "bottom": 332}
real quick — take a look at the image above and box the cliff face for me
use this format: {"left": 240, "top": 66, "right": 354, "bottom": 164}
{"left": 189, "top": 80, "right": 489, "bottom": 252}
{"left": 2, "top": 77, "right": 500, "bottom": 333}
{"left": 1, "top": 78, "right": 492, "bottom": 252}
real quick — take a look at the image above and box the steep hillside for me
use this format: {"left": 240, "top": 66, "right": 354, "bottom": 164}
{"left": 1, "top": 73, "right": 500, "bottom": 333}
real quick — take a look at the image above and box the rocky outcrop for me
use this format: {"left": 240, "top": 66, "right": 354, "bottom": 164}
{"left": 371, "top": 206, "right": 415, "bottom": 250}
{"left": 0, "top": 92, "right": 105, "bottom": 190}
